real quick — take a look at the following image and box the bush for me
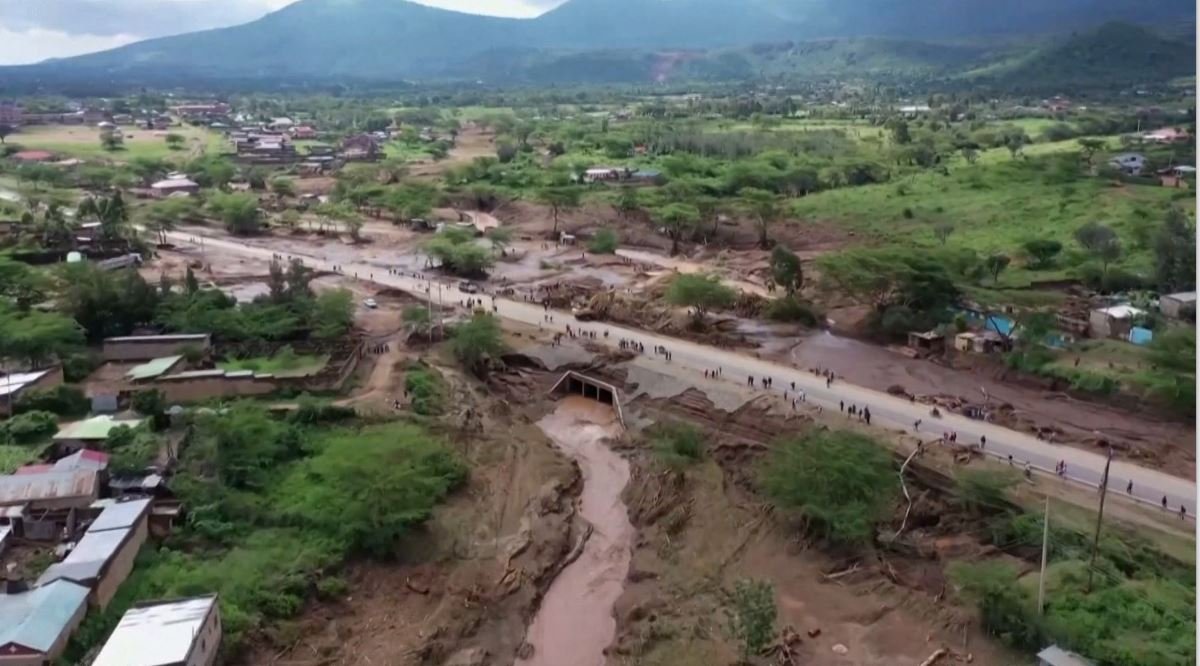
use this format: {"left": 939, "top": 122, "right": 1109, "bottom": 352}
{"left": 289, "top": 396, "right": 356, "bottom": 425}
{"left": 14, "top": 385, "right": 88, "bottom": 418}
{"left": 404, "top": 364, "right": 444, "bottom": 416}
{"left": 62, "top": 351, "right": 101, "bottom": 382}
{"left": 2, "top": 410, "right": 58, "bottom": 443}
{"left": 450, "top": 314, "right": 505, "bottom": 373}
{"left": 956, "top": 469, "right": 1017, "bottom": 515}
{"left": 765, "top": 296, "right": 820, "bottom": 325}
{"left": 588, "top": 228, "right": 619, "bottom": 254}
{"left": 759, "top": 430, "right": 896, "bottom": 546}
{"left": 725, "top": 579, "right": 776, "bottom": 660}
{"left": 649, "top": 421, "right": 704, "bottom": 470}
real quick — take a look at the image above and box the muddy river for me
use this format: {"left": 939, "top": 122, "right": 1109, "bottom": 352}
{"left": 516, "top": 397, "right": 633, "bottom": 666}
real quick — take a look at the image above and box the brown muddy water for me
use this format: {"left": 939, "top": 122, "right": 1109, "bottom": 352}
{"left": 516, "top": 396, "right": 633, "bottom": 666}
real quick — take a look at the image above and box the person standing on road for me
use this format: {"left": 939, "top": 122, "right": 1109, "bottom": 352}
{"left": 980, "top": 435, "right": 986, "bottom": 448}
{"left": 1181, "top": 506, "right": 1187, "bottom": 520}
{"left": 1127, "top": 480, "right": 1133, "bottom": 494}
{"left": 1162, "top": 495, "right": 1168, "bottom": 510}
{"left": 863, "top": 407, "right": 871, "bottom": 425}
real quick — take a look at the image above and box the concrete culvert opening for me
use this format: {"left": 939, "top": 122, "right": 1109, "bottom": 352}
{"left": 550, "top": 371, "right": 623, "bottom": 424}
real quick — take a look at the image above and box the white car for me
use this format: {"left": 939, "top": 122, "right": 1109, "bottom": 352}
{"left": 363, "top": 298, "right": 378, "bottom": 309}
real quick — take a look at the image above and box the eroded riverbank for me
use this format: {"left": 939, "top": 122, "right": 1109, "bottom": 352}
{"left": 517, "top": 396, "right": 633, "bottom": 666}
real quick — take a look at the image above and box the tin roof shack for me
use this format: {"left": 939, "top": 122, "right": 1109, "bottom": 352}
{"left": 103, "top": 333, "right": 211, "bottom": 362}
{"left": 0, "top": 580, "right": 91, "bottom": 666}
{"left": 52, "top": 416, "right": 145, "bottom": 455}
{"left": 1159, "top": 291, "right": 1196, "bottom": 320}
{"left": 1037, "top": 645, "right": 1096, "bottom": 666}
{"left": 37, "top": 498, "right": 151, "bottom": 609}
{"left": 1088, "top": 304, "right": 1144, "bottom": 340}
{"left": 954, "top": 331, "right": 1006, "bottom": 354}
{"left": 0, "top": 368, "right": 63, "bottom": 416}
{"left": 92, "top": 595, "right": 222, "bottom": 666}
{"left": 125, "top": 355, "right": 185, "bottom": 383}
{"left": 0, "top": 470, "right": 99, "bottom": 512}
{"left": 907, "top": 330, "right": 944, "bottom": 354}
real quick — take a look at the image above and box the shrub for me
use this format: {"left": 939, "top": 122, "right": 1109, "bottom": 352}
{"left": 588, "top": 228, "right": 619, "bottom": 254}
{"left": 14, "top": 385, "right": 88, "bottom": 418}
{"left": 725, "top": 579, "right": 776, "bottom": 660}
{"left": 404, "top": 364, "right": 444, "bottom": 416}
{"left": 765, "top": 296, "right": 819, "bottom": 325}
{"left": 2, "top": 410, "right": 58, "bottom": 443}
{"left": 759, "top": 430, "right": 896, "bottom": 546}
{"left": 649, "top": 421, "right": 704, "bottom": 469}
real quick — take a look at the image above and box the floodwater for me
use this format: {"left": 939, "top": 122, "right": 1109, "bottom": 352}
{"left": 0, "top": 186, "right": 19, "bottom": 202}
{"left": 517, "top": 396, "right": 633, "bottom": 666}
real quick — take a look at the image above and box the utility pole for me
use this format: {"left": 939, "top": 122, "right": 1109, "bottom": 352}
{"left": 1086, "top": 447, "right": 1113, "bottom": 593}
{"left": 1037, "top": 495, "right": 1050, "bottom": 615}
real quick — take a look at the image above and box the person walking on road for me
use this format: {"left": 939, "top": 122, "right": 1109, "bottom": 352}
{"left": 1162, "top": 495, "right": 1168, "bottom": 510}
{"left": 1127, "top": 480, "right": 1133, "bottom": 494}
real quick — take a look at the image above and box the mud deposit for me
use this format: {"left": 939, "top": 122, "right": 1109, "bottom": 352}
{"left": 517, "top": 397, "right": 633, "bottom": 666}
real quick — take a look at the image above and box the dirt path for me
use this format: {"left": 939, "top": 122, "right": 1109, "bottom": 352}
{"left": 616, "top": 247, "right": 769, "bottom": 297}
{"left": 516, "top": 397, "right": 633, "bottom": 666}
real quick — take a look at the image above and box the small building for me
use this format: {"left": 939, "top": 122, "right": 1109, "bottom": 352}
{"left": 52, "top": 450, "right": 110, "bottom": 474}
{"left": 954, "top": 331, "right": 1005, "bottom": 354}
{"left": 907, "top": 330, "right": 944, "bottom": 352}
{"left": 1142, "top": 127, "right": 1191, "bottom": 144}
{"left": 1088, "top": 304, "right": 1144, "bottom": 340}
{"left": 583, "top": 167, "right": 623, "bottom": 183}
{"left": 0, "top": 580, "right": 91, "bottom": 666}
{"left": 0, "top": 101, "right": 23, "bottom": 126}
{"left": 126, "top": 355, "right": 185, "bottom": 382}
{"left": 1158, "top": 291, "right": 1197, "bottom": 319}
{"left": 37, "top": 498, "right": 152, "bottom": 609}
{"left": 1037, "top": 645, "right": 1096, "bottom": 666}
{"left": 95, "top": 253, "right": 143, "bottom": 271}
{"left": 150, "top": 177, "right": 200, "bottom": 198}
{"left": 0, "top": 367, "right": 64, "bottom": 416}
{"left": 92, "top": 595, "right": 222, "bottom": 666}
{"left": 102, "top": 333, "right": 211, "bottom": 361}
{"left": 52, "top": 416, "right": 146, "bottom": 454}
{"left": 290, "top": 125, "right": 317, "bottom": 140}
{"left": 0, "top": 470, "right": 99, "bottom": 511}
{"left": 629, "top": 169, "right": 665, "bottom": 185}
{"left": 1108, "top": 152, "right": 1146, "bottom": 176}
{"left": 341, "top": 134, "right": 382, "bottom": 161}
{"left": 0, "top": 524, "right": 10, "bottom": 555}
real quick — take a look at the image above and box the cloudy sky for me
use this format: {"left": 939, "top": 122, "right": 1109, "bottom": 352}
{"left": 0, "top": 0, "right": 565, "bottom": 64}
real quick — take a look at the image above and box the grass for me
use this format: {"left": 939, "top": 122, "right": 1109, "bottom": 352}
{"left": 8, "top": 124, "right": 223, "bottom": 162}
{"left": 791, "top": 152, "right": 1191, "bottom": 287}
{"left": 0, "top": 445, "right": 37, "bottom": 473}
{"left": 219, "top": 349, "right": 330, "bottom": 378}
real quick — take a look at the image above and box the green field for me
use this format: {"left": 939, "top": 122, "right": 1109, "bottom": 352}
{"left": 8, "top": 124, "right": 224, "bottom": 162}
{"left": 219, "top": 349, "right": 330, "bottom": 377}
{"left": 0, "top": 445, "right": 37, "bottom": 474}
{"left": 791, "top": 153, "right": 1191, "bottom": 286}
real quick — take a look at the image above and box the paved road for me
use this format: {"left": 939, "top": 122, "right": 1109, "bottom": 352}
{"left": 169, "top": 229, "right": 1198, "bottom": 519}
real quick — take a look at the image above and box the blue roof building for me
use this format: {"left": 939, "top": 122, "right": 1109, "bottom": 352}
{"left": 0, "top": 579, "right": 91, "bottom": 662}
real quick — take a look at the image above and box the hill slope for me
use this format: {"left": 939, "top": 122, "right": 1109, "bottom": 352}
{"left": 3, "top": 0, "right": 1195, "bottom": 85}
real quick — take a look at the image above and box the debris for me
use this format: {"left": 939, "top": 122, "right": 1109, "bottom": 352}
{"left": 822, "top": 564, "right": 860, "bottom": 581}
{"left": 918, "top": 648, "right": 948, "bottom": 666}
{"left": 832, "top": 643, "right": 849, "bottom": 655}
{"left": 807, "top": 627, "right": 822, "bottom": 638}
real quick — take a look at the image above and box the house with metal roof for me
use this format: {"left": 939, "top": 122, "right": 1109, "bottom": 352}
{"left": 52, "top": 415, "right": 146, "bottom": 454}
{"left": 37, "top": 499, "right": 151, "bottom": 609}
{"left": 0, "top": 579, "right": 91, "bottom": 666}
{"left": 0, "top": 367, "right": 63, "bottom": 416}
{"left": 126, "top": 355, "right": 185, "bottom": 382}
{"left": 0, "top": 470, "right": 99, "bottom": 510}
{"left": 102, "top": 333, "right": 211, "bottom": 361}
{"left": 92, "top": 595, "right": 222, "bottom": 666}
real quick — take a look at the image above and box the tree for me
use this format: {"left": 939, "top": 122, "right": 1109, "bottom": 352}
{"left": 537, "top": 186, "right": 581, "bottom": 237}
{"left": 311, "top": 289, "right": 354, "bottom": 339}
{"left": 769, "top": 245, "right": 803, "bottom": 295}
{"left": 726, "top": 579, "right": 776, "bottom": 661}
{"left": 1077, "top": 137, "right": 1106, "bottom": 167}
{"left": 142, "top": 197, "right": 194, "bottom": 246}
{"left": 450, "top": 313, "right": 505, "bottom": 374}
{"left": 817, "top": 248, "right": 959, "bottom": 313}
{"left": 655, "top": 203, "right": 700, "bottom": 256}
{"left": 588, "top": 228, "right": 619, "bottom": 254}
{"left": 486, "top": 227, "right": 513, "bottom": 254}
{"left": 100, "top": 131, "right": 124, "bottom": 151}
{"left": 270, "top": 177, "right": 296, "bottom": 198}
{"left": 0, "top": 124, "right": 13, "bottom": 144}
{"left": 131, "top": 389, "right": 167, "bottom": 427}
{"left": 615, "top": 186, "right": 640, "bottom": 219}
{"left": 76, "top": 191, "right": 128, "bottom": 243}
{"left": 889, "top": 119, "right": 912, "bottom": 145}
{"left": 1153, "top": 208, "right": 1196, "bottom": 293}
{"left": 208, "top": 192, "right": 263, "bottom": 235}
{"left": 1001, "top": 127, "right": 1029, "bottom": 159}
{"left": 1022, "top": 239, "right": 1063, "bottom": 269}
{"left": 665, "top": 273, "right": 735, "bottom": 325}
{"left": 740, "top": 187, "right": 781, "bottom": 248}
{"left": 985, "top": 254, "right": 1011, "bottom": 284}
{"left": 0, "top": 306, "right": 84, "bottom": 367}
{"left": 1074, "top": 222, "right": 1117, "bottom": 253}
{"left": 933, "top": 222, "right": 955, "bottom": 246}
{"left": 57, "top": 264, "right": 159, "bottom": 341}
{"left": 278, "top": 209, "right": 301, "bottom": 232}
{"left": 759, "top": 430, "right": 896, "bottom": 545}
{"left": 403, "top": 305, "right": 431, "bottom": 327}
{"left": 165, "top": 133, "right": 185, "bottom": 150}
{"left": 424, "top": 227, "right": 494, "bottom": 276}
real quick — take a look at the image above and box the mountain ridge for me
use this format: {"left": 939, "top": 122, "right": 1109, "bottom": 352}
{"left": 1, "top": 0, "right": 1194, "bottom": 86}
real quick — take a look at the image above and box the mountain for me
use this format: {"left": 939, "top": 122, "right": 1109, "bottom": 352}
{"left": 962, "top": 22, "right": 1197, "bottom": 88}
{"left": 1, "top": 0, "right": 1194, "bottom": 85}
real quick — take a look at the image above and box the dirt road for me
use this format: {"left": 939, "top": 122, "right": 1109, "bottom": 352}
{"left": 516, "top": 397, "right": 632, "bottom": 666}
{"left": 160, "top": 229, "right": 1198, "bottom": 518}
